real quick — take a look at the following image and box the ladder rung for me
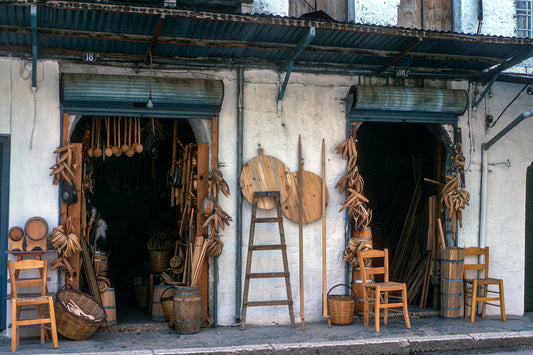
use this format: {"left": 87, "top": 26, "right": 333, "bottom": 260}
{"left": 253, "top": 217, "right": 281, "bottom": 223}
{"left": 245, "top": 300, "right": 292, "bottom": 307}
{"left": 251, "top": 244, "right": 286, "bottom": 251}
{"left": 247, "top": 272, "right": 288, "bottom": 279}
{"left": 253, "top": 191, "right": 280, "bottom": 198}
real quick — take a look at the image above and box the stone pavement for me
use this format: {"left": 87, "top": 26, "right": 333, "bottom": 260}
{"left": 1, "top": 310, "right": 533, "bottom": 354}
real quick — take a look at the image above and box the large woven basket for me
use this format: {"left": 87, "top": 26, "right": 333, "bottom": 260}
{"left": 54, "top": 288, "right": 107, "bottom": 340}
{"left": 148, "top": 250, "right": 172, "bottom": 272}
{"left": 327, "top": 284, "right": 356, "bottom": 327}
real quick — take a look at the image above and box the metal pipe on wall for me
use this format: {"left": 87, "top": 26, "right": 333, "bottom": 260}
{"left": 479, "top": 109, "right": 533, "bottom": 248}
{"left": 235, "top": 66, "right": 244, "bottom": 322}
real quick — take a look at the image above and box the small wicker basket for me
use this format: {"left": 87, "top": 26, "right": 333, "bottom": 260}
{"left": 327, "top": 284, "right": 356, "bottom": 327}
{"left": 160, "top": 286, "right": 174, "bottom": 326}
{"left": 54, "top": 288, "right": 106, "bottom": 340}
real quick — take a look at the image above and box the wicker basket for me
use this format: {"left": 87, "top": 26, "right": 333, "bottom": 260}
{"left": 160, "top": 286, "right": 174, "bottom": 324}
{"left": 54, "top": 288, "right": 107, "bottom": 340}
{"left": 148, "top": 250, "right": 172, "bottom": 272}
{"left": 327, "top": 284, "right": 356, "bottom": 327}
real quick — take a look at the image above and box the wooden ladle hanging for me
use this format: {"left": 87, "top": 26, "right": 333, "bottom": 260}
{"left": 135, "top": 117, "right": 144, "bottom": 154}
{"left": 93, "top": 118, "right": 103, "bottom": 158}
{"left": 113, "top": 117, "right": 122, "bottom": 157}
{"left": 131, "top": 117, "right": 138, "bottom": 153}
{"left": 121, "top": 117, "right": 129, "bottom": 153}
{"left": 105, "top": 117, "right": 113, "bottom": 158}
{"left": 126, "top": 118, "right": 135, "bottom": 158}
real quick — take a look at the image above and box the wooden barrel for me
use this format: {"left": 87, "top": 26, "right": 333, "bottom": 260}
{"left": 173, "top": 285, "right": 201, "bottom": 334}
{"left": 440, "top": 247, "right": 465, "bottom": 319}
{"left": 152, "top": 285, "right": 171, "bottom": 321}
{"left": 93, "top": 251, "right": 108, "bottom": 277}
{"left": 350, "top": 228, "right": 373, "bottom": 314}
{"left": 100, "top": 288, "right": 117, "bottom": 325}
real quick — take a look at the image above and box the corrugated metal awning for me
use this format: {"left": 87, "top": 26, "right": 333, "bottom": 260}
{"left": 346, "top": 86, "right": 468, "bottom": 124}
{"left": 61, "top": 73, "right": 224, "bottom": 118}
{"left": 1, "top": 1, "right": 533, "bottom": 82}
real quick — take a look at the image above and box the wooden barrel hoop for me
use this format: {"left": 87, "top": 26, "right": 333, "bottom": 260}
{"left": 440, "top": 247, "right": 465, "bottom": 319}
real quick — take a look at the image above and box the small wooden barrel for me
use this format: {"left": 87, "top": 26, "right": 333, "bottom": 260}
{"left": 174, "top": 285, "right": 201, "bottom": 334}
{"left": 440, "top": 247, "right": 465, "bottom": 319}
{"left": 152, "top": 285, "right": 171, "bottom": 321}
{"left": 25, "top": 217, "right": 48, "bottom": 251}
{"left": 8, "top": 226, "right": 24, "bottom": 252}
{"left": 93, "top": 251, "right": 108, "bottom": 277}
{"left": 100, "top": 287, "right": 117, "bottom": 325}
{"left": 350, "top": 228, "right": 373, "bottom": 314}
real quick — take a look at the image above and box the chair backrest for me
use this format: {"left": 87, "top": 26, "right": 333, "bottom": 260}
{"left": 7, "top": 259, "right": 49, "bottom": 298}
{"left": 357, "top": 248, "right": 389, "bottom": 283}
{"left": 463, "top": 246, "right": 489, "bottom": 279}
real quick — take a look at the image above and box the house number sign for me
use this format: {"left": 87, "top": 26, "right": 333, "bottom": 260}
{"left": 83, "top": 52, "right": 99, "bottom": 62}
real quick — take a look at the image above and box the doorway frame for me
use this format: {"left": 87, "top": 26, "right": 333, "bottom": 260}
{"left": 0, "top": 134, "right": 11, "bottom": 330}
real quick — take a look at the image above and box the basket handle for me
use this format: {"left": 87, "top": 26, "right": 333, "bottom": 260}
{"left": 327, "top": 283, "right": 355, "bottom": 298}
{"left": 160, "top": 286, "right": 174, "bottom": 301}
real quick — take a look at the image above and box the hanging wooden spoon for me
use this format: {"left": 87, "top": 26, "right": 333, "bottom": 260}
{"left": 126, "top": 118, "right": 135, "bottom": 157}
{"left": 88, "top": 118, "right": 95, "bottom": 158}
{"left": 93, "top": 118, "right": 103, "bottom": 158}
{"left": 105, "top": 117, "right": 113, "bottom": 157}
{"left": 121, "top": 117, "right": 129, "bottom": 153}
{"left": 112, "top": 117, "right": 120, "bottom": 156}
{"left": 131, "top": 117, "right": 138, "bottom": 152}
{"left": 114, "top": 117, "right": 123, "bottom": 157}
{"left": 135, "top": 117, "right": 144, "bottom": 153}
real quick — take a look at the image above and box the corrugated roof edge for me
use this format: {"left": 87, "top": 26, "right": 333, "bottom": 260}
{"left": 9, "top": 0, "right": 533, "bottom": 45}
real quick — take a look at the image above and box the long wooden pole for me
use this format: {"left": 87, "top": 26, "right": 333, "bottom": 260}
{"left": 298, "top": 135, "right": 305, "bottom": 331}
{"left": 321, "top": 139, "right": 327, "bottom": 318}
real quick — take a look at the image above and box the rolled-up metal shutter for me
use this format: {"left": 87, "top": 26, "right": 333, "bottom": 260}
{"left": 347, "top": 86, "right": 468, "bottom": 124}
{"left": 61, "top": 73, "right": 224, "bottom": 119}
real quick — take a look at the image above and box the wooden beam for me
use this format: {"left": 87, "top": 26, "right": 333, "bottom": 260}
{"left": 144, "top": 14, "right": 166, "bottom": 65}
{"left": 196, "top": 144, "right": 209, "bottom": 326}
{"left": 378, "top": 37, "right": 422, "bottom": 73}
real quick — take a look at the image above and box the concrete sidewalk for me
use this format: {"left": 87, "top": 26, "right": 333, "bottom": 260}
{"left": 2, "top": 311, "right": 533, "bottom": 354}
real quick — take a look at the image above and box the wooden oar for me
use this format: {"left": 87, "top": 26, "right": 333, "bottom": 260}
{"left": 298, "top": 134, "right": 304, "bottom": 331}
{"left": 321, "top": 138, "right": 327, "bottom": 318}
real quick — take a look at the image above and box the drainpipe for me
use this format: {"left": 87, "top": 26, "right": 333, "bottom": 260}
{"left": 235, "top": 67, "right": 244, "bottom": 323}
{"left": 479, "top": 110, "right": 533, "bottom": 248}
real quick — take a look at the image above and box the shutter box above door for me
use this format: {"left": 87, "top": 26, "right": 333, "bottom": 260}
{"left": 61, "top": 73, "right": 224, "bottom": 119}
{"left": 347, "top": 86, "right": 468, "bottom": 124}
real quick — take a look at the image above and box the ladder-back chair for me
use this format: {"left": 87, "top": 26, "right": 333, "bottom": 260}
{"left": 463, "top": 246, "right": 505, "bottom": 322}
{"left": 8, "top": 258, "right": 58, "bottom": 352}
{"left": 356, "top": 248, "right": 410, "bottom": 332}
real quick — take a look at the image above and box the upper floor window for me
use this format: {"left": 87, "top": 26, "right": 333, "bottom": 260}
{"left": 517, "top": 0, "right": 533, "bottom": 38}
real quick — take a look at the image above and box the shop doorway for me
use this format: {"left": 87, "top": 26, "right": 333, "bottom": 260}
{"left": 70, "top": 117, "right": 197, "bottom": 323}
{"left": 356, "top": 122, "right": 445, "bottom": 307}
{"left": 525, "top": 163, "right": 533, "bottom": 311}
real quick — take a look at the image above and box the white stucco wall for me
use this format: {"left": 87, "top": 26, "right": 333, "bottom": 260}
{"left": 352, "top": 0, "right": 399, "bottom": 25}
{"left": 0, "top": 57, "right": 61, "bottom": 334}
{"left": 252, "top": 0, "right": 287, "bottom": 15}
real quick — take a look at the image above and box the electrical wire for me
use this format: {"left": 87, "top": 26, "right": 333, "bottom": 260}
{"left": 29, "top": 90, "right": 36, "bottom": 150}
{"left": 490, "top": 84, "right": 529, "bottom": 128}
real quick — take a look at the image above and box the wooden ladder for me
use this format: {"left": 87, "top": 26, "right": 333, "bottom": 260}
{"left": 240, "top": 191, "right": 296, "bottom": 330}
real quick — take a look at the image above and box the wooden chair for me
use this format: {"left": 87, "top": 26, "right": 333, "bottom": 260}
{"left": 463, "top": 247, "right": 505, "bottom": 322}
{"left": 356, "top": 248, "right": 410, "bottom": 332}
{"left": 8, "top": 259, "right": 58, "bottom": 352}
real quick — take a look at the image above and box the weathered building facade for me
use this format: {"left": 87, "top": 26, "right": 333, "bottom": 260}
{"left": 1, "top": 0, "right": 533, "bottom": 333}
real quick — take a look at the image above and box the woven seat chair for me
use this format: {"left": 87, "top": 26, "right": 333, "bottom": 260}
{"left": 463, "top": 247, "right": 506, "bottom": 322}
{"left": 356, "top": 248, "right": 410, "bottom": 332}
{"left": 8, "top": 259, "right": 58, "bottom": 352}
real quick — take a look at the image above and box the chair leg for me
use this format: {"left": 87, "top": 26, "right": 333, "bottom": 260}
{"left": 403, "top": 284, "right": 411, "bottom": 329}
{"left": 363, "top": 288, "right": 369, "bottom": 327}
{"left": 375, "top": 286, "right": 380, "bottom": 332}
{"left": 38, "top": 304, "right": 46, "bottom": 344}
{"left": 463, "top": 283, "right": 468, "bottom": 318}
{"left": 383, "top": 291, "right": 388, "bottom": 326}
{"left": 48, "top": 297, "right": 59, "bottom": 349}
{"left": 499, "top": 280, "right": 506, "bottom": 322}
{"left": 470, "top": 280, "right": 478, "bottom": 323}
{"left": 11, "top": 300, "right": 17, "bottom": 353}
{"left": 481, "top": 284, "right": 487, "bottom": 318}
